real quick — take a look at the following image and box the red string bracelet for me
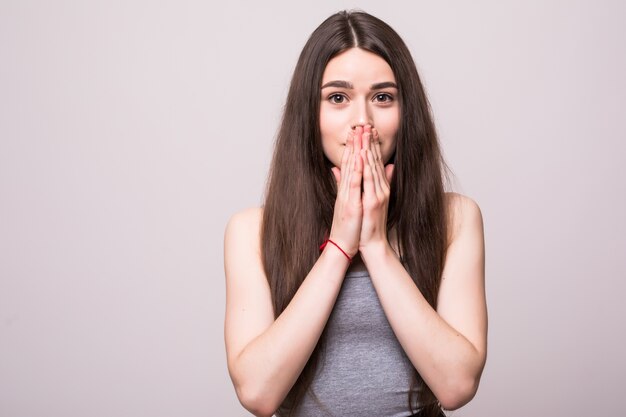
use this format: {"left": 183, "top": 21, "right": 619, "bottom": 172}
{"left": 319, "top": 239, "right": 352, "bottom": 263}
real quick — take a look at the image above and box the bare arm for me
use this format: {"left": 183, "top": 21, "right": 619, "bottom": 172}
{"left": 224, "top": 131, "right": 365, "bottom": 416}
{"left": 360, "top": 194, "right": 487, "bottom": 410}
{"left": 224, "top": 207, "right": 350, "bottom": 416}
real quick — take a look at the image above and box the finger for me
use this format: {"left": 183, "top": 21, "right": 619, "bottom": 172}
{"left": 350, "top": 136, "right": 363, "bottom": 201}
{"left": 362, "top": 129, "right": 372, "bottom": 168}
{"left": 361, "top": 128, "right": 380, "bottom": 197}
{"left": 339, "top": 132, "right": 352, "bottom": 172}
{"left": 372, "top": 128, "right": 388, "bottom": 189}
{"left": 351, "top": 127, "right": 362, "bottom": 186}
{"left": 361, "top": 149, "right": 376, "bottom": 200}
{"left": 350, "top": 157, "right": 363, "bottom": 201}
{"left": 342, "top": 134, "right": 355, "bottom": 197}
{"left": 354, "top": 126, "right": 363, "bottom": 153}
{"left": 364, "top": 145, "right": 384, "bottom": 199}
{"left": 333, "top": 132, "right": 352, "bottom": 189}
{"left": 363, "top": 125, "right": 371, "bottom": 151}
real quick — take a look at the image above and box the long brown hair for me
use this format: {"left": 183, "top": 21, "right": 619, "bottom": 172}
{"left": 261, "top": 10, "right": 452, "bottom": 416}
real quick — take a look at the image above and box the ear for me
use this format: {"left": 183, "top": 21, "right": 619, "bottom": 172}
{"left": 385, "top": 164, "right": 395, "bottom": 183}
{"left": 331, "top": 167, "right": 341, "bottom": 185}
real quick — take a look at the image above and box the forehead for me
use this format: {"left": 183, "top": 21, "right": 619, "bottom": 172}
{"left": 321, "top": 48, "right": 395, "bottom": 84}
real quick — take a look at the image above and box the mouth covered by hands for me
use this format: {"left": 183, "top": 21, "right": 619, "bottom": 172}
{"left": 329, "top": 125, "right": 395, "bottom": 258}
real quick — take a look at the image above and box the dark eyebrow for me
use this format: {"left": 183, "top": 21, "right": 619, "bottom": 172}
{"left": 371, "top": 81, "right": 398, "bottom": 90}
{"left": 321, "top": 80, "right": 353, "bottom": 89}
{"left": 320, "top": 80, "right": 398, "bottom": 90}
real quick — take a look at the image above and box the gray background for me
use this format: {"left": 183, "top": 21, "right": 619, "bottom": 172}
{"left": 1, "top": 0, "right": 625, "bottom": 416}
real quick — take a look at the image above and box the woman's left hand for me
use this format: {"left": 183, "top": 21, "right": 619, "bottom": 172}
{"left": 358, "top": 125, "right": 395, "bottom": 253}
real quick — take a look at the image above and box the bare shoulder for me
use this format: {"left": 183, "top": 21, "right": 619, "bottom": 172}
{"left": 444, "top": 192, "right": 484, "bottom": 246}
{"left": 225, "top": 207, "right": 264, "bottom": 237}
{"left": 225, "top": 206, "right": 265, "bottom": 250}
{"left": 224, "top": 207, "right": 266, "bottom": 280}
{"left": 224, "top": 206, "right": 274, "bottom": 366}
{"left": 438, "top": 193, "right": 487, "bottom": 389}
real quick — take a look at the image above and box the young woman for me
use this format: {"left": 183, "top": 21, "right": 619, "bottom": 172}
{"left": 224, "top": 10, "right": 487, "bottom": 417}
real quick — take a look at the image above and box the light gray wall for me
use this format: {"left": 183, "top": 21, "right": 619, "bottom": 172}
{"left": 1, "top": 1, "right": 625, "bottom": 416}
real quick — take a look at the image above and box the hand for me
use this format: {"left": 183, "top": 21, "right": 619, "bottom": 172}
{"left": 358, "top": 125, "right": 395, "bottom": 252}
{"left": 328, "top": 127, "right": 364, "bottom": 258}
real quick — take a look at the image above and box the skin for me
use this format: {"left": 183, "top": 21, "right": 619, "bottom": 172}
{"left": 320, "top": 47, "right": 398, "bottom": 258}
{"left": 320, "top": 47, "right": 399, "bottom": 168}
{"left": 224, "top": 47, "right": 487, "bottom": 416}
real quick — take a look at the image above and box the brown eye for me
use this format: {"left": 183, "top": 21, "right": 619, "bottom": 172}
{"left": 329, "top": 94, "right": 346, "bottom": 104}
{"left": 374, "top": 93, "right": 393, "bottom": 103}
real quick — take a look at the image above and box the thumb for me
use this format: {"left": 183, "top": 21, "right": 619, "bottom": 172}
{"left": 331, "top": 167, "right": 341, "bottom": 184}
{"left": 385, "top": 164, "right": 395, "bottom": 184}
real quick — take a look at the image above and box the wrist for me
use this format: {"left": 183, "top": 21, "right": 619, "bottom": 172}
{"left": 326, "top": 235, "right": 358, "bottom": 258}
{"left": 320, "top": 240, "right": 352, "bottom": 266}
{"left": 359, "top": 240, "right": 396, "bottom": 265}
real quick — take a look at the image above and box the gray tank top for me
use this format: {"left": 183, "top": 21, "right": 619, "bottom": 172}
{"left": 276, "top": 269, "right": 420, "bottom": 417}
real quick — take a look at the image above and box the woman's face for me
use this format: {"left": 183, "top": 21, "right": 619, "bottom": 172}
{"left": 319, "top": 47, "right": 400, "bottom": 168}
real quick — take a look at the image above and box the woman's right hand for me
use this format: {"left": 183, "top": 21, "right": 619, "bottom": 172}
{"left": 329, "top": 127, "right": 364, "bottom": 258}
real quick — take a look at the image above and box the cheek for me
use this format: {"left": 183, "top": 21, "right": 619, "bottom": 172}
{"left": 320, "top": 108, "right": 347, "bottom": 166}
{"left": 319, "top": 108, "right": 345, "bottom": 137}
{"left": 377, "top": 116, "right": 399, "bottom": 163}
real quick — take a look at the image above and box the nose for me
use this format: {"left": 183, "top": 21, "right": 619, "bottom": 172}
{"left": 350, "top": 99, "right": 373, "bottom": 129}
